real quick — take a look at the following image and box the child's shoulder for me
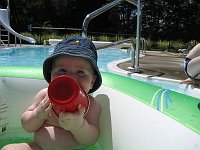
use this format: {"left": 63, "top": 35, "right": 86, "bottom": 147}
{"left": 85, "top": 95, "right": 101, "bottom": 119}
{"left": 37, "top": 88, "right": 48, "bottom": 95}
{"left": 34, "top": 88, "right": 47, "bottom": 100}
{"left": 88, "top": 95, "right": 98, "bottom": 104}
{"left": 88, "top": 95, "right": 101, "bottom": 109}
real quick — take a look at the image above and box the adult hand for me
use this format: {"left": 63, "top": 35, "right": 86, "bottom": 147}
{"left": 36, "top": 95, "right": 52, "bottom": 120}
{"left": 180, "top": 78, "right": 200, "bottom": 86}
{"left": 180, "top": 78, "right": 193, "bottom": 84}
{"left": 59, "top": 104, "right": 85, "bottom": 131}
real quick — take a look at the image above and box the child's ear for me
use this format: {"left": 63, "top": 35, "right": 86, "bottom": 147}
{"left": 90, "top": 75, "right": 97, "bottom": 89}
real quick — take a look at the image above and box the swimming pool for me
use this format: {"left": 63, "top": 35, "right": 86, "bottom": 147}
{"left": 0, "top": 46, "right": 130, "bottom": 72}
{"left": 0, "top": 46, "right": 199, "bottom": 98}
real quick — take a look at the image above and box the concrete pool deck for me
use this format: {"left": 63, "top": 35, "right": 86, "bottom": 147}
{"left": 109, "top": 50, "right": 188, "bottom": 81}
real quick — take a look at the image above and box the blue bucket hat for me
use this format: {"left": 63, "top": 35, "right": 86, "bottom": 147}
{"left": 43, "top": 36, "right": 102, "bottom": 93}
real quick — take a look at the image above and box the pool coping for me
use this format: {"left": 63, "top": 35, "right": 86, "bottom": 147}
{"left": 107, "top": 58, "right": 181, "bottom": 83}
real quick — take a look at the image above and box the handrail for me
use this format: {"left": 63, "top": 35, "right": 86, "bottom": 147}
{"left": 82, "top": 0, "right": 138, "bottom": 37}
{"left": 0, "top": 39, "right": 7, "bottom": 47}
{"left": 125, "top": 0, "right": 138, "bottom": 5}
{"left": 82, "top": 0, "right": 122, "bottom": 37}
{"left": 82, "top": 0, "right": 142, "bottom": 72}
{"left": 141, "top": 37, "right": 146, "bottom": 53}
{"left": 95, "top": 38, "right": 133, "bottom": 50}
{"left": 7, "top": 0, "right": 10, "bottom": 22}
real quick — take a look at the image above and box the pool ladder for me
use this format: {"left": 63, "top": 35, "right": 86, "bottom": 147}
{"left": 0, "top": 25, "right": 10, "bottom": 47}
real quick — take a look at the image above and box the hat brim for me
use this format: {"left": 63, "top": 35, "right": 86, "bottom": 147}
{"left": 43, "top": 47, "right": 102, "bottom": 93}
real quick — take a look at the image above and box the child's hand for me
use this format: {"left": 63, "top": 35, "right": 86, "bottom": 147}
{"left": 36, "top": 95, "right": 52, "bottom": 120}
{"left": 59, "top": 104, "right": 85, "bottom": 131}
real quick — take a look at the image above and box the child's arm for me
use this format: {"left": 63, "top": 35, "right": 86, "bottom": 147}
{"left": 21, "top": 88, "right": 52, "bottom": 132}
{"left": 59, "top": 98, "right": 101, "bottom": 146}
{"left": 71, "top": 115, "right": 100, "bottom": 146}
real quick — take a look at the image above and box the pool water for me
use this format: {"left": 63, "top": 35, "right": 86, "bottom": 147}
{"left": 0, "top": 46, "right": 197, "bottom": 98}
{"left": 0, "top": 138, "right": 32, "bottom": 148}
{"left": 0, "top": 138, "right": 102, "bottom": 149}
{"left": 0, "top": 46, "right": 130, "bottom": 72}
{"left": 131, "top": 75, "right": 191, "bottom": 96}
{"left": 0, "top": 127, "right": 103, "bottom": 149}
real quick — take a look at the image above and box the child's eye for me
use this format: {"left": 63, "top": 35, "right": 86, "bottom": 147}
{"left": 53, "top": 68, "right": 67, "bottom": 76}
{"left": 77, "top": 70, "right": 85, "bottom": 76}
{"left": 58, "top": 68, "right": 67, "bottom": 73}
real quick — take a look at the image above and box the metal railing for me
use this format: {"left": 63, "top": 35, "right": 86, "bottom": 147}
{"left": 82, "top": 0, "right": 142, "bottom": 72}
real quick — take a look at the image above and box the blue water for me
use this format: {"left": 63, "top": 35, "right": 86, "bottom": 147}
{"left": 0, "top": 46, "right": 196, "bottom": 97}
{"left": 0, "top": 46, "right": 130, "bottom": 72}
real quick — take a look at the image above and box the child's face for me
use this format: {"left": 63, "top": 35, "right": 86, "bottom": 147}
{"left": 51, "top": 55, "right": 97, "bottom": 93}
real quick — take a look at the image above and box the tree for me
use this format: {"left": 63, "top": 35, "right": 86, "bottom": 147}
{"left": 3, "top": 0, "right": 200, "bottom": 41}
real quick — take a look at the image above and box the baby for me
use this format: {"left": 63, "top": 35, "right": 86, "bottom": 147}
{"left": 2, "top": 36, "right": 102, "bottom": 150}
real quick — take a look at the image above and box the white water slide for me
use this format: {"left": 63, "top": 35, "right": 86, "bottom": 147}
{"left": 0, "top": 9, "right": 36, "bottom": 44}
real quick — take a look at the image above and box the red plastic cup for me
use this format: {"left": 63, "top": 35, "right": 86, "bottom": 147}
{"left": 48, "top": 75, "right": 89, "bottom": 116}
